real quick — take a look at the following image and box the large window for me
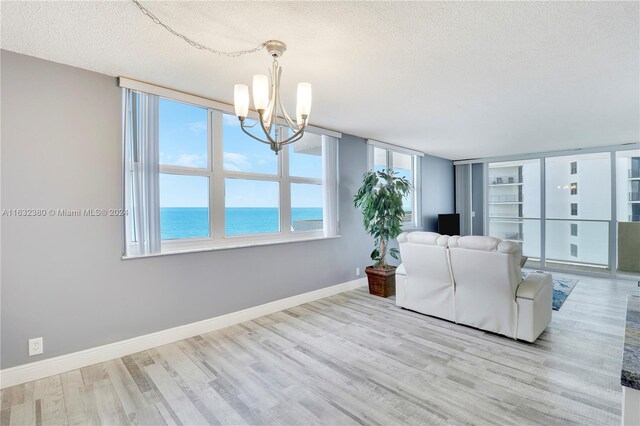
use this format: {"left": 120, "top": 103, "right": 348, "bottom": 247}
{"left": 367, "top": 141, "right": 422, "bottom": 229}
{"left": 122, "top": 85, "right": 339, "bottom": 257}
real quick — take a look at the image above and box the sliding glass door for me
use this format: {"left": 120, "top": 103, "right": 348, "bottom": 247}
{"left": 488, "top": 159, "right": 541, "bottom": 263}
{"left": 545, "top": 153, "right": 611, "bottom": 272}
{"left": 480, "top": 145, "right": 639, "bottom": 276}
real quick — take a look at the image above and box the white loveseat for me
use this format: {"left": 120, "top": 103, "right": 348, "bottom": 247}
{"left": 396, "top": 232, "right": 552, "bottom": 342}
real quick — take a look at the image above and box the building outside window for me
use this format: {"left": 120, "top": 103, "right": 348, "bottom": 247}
{"left": 570, "top": 161, "right": 578, "bottom": 174}
{"left": 570, "top": 182, "right": 578, "bottom": 195}
{"left": 570, "top": 203, "right": 578, "bottom": 216}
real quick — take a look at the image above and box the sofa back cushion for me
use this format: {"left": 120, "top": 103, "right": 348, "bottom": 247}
{"left": 448, "top": 235, "right": 522, "bottom": 338}
{"left": 397, "top": 232, "right": 455, "bottom": 320}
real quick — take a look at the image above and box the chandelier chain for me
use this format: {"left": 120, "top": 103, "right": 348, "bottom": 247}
{"left": 130, "top": 0, "right": 266, "bottom": 58}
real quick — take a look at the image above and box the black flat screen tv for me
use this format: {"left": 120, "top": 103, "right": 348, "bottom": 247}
{"left": 438, "top": 214, "right": 460, "bottom": 236}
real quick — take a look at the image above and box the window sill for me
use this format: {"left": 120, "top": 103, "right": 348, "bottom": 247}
{"left": 122, "top": 234, "right": 341, "bottom": 260}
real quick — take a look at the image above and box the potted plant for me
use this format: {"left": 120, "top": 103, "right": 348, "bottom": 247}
{"left": 353, "top": 169, "right": 411, "bottom": 297}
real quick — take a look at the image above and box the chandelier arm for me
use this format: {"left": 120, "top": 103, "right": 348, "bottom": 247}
{"left": 277, "top": 90, "right": 299, "bottom": 129}
{"left": 280, "top": 125, "right": 307, "bottom": 146}
{"left": 280, "top": 133, "right": 305, "bottom": 147}
{"left": 239, "top": 119, "right": 274, "bottom": 146}
{"left": 274, "top": 67, "right": 298, "bottom": 129}
{"left": 256, "top": 112, "right": 278, "bottom": 144}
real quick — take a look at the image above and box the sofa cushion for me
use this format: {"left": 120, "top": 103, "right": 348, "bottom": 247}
{"left": 498, "top": 241, "right": 523, "bottom": 255}
{"left": 406, "top": 232, "right": 441, "bottom": 245}
{"left": 448, "top": 235, "right": 501, "bottom": 251}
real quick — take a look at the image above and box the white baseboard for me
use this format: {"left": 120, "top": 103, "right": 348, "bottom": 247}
{"left": 0, "top": 278, "right": 366, "bottom": 389}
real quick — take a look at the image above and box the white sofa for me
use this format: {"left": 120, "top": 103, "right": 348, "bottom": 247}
{"left": 396, "top": 232, "right": 552, "bottom": 342}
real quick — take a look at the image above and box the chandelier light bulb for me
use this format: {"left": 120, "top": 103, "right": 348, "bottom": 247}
{"left": 253, "top": 75, "right": 270, "bottom": 111}
{"left": 234, "top": 84, "right": 249, "bottom": 118}
{"left": 297, "top": 82, "right": 312, "bottom": 117}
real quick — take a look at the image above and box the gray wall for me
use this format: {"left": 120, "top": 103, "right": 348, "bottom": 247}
{"left": 0, "top": 50, "right": 453, "bottom": 369}
{"left": 421, "top": 155, "right": 456, "bottom": 232}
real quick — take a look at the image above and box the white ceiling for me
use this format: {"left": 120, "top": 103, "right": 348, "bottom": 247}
{"left": 1, "top": 1, "right": 638, "bottom": 160}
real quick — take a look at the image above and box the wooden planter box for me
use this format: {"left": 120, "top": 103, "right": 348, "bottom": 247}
{"left": 365, "top": 266, "right": 396, "bottom": 298}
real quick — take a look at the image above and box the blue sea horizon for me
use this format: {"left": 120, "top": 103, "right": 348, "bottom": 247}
{"left": 160, "top": 207, "right": 323, "bottom": 239}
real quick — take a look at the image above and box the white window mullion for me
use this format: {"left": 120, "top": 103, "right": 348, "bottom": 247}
{"left": 288, "top": 177, "right": 322, "bottom": 185}
{"left": 222, "top": 171, "right": 281, "bottom": 181}
{"left": 159, "top": 166, "right": 211, "bottom": 177}
{"left": 212, "top": 110, "right": 225, "bottom": 239}
{"left": 280, "top": 136, "right": 292, "bottom": 235}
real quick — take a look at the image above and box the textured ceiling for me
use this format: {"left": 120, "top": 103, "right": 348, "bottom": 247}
{"left": 1, "top": 1, "right": 638, "bottom": 160}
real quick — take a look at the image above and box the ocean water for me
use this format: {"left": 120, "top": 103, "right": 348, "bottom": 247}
{"left": 160, "top": 207, "right": 323, "bottom": 240}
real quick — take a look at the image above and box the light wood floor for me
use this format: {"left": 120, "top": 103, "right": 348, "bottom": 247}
{"left": 1, "top": 272, "right": 638, "bottom": 425}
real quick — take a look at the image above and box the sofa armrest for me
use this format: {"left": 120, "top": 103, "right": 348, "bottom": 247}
{"left": 396, "top": 263, "right": 406, "bottom": 276}
{"left": 516, "top": 272, "right": 552, "bottom": 300}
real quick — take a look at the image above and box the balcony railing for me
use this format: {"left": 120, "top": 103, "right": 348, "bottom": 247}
{"left": 629, "top": 169, "right": 640, "bottom": 179}
{"left": 629, "top": 192, "right": 640, "bottom": 202}
{"left": 490, "top": 176, "right": 521, "bottom": 185}
{"left": 490, "top": 194, "right": 522, "bottom": 203}
{"left": 489, "top": 212, "right": 521, "bottom": 218}
{"left": 629, "top": 215, "right": 640, "bottom": 222}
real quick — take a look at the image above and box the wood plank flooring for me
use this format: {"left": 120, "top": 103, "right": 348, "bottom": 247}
{"left": 2, "top": 272, "right": 638, "bottom": 425}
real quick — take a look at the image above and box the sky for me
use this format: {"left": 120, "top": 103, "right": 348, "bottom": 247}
{"left": 158, "top": 98, "right": 323, "bottom": 208}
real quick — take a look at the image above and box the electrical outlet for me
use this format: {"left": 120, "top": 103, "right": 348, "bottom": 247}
{"left": 356, "top": 267, "right": 360, "bottom": 276}
{"left": 29, "top": 337, "right": 43, "bottom": 356}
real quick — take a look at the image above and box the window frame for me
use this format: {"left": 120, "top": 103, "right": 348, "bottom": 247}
{"left": 121, "top": 81, "right": 341, "bottom": 257}
{"left": 367, "top": 141, "right": 423, "bottom": 230}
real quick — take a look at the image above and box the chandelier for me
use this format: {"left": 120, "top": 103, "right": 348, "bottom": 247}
{"left": 233, "top": 40, "right": 312, "bottom": 155}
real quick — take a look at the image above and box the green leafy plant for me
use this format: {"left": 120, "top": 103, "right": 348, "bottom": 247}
{"left": 353, "top": 169, "right": 412, "bottom": 269}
